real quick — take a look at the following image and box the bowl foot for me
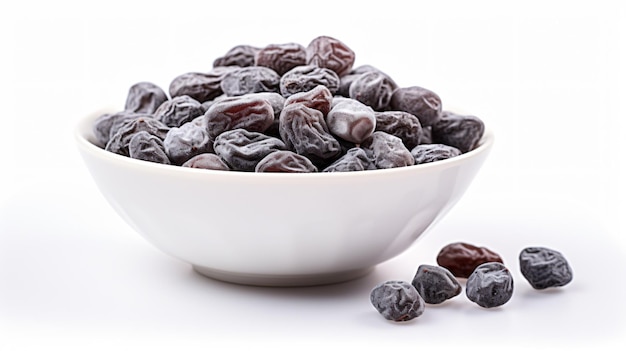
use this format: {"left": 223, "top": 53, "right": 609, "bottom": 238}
{"left": 192, "top": 265, "right": 375, "bottom": 287}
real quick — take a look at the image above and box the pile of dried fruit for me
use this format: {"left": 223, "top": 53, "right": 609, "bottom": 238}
{"left": 93, "top": 35, "right": 484, "bottom": 172}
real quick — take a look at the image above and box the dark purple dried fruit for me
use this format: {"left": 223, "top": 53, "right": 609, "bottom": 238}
{"left": 220, "top": 66, "right": 281, "bottom": 97}
{"left": 411, "top": 144, "right": 461, "bottom": 164}
{"left": 255, "top": 43, "right": 307, "bottom": 76}
{"left": 284, "top": 85, "right": 333, "bottom": 117}
{"left": 213, "top": 45, "right": 260, "bottom": 67}
{"left": 390, "top": 86, "right": 442, "bottom": 127}
{"left": 279, "top": 65, "right": 339, "bottom": 97}
{"left": 411, "top": 264, "right": 462, "bottom": 304}
{"left": 154, "top": 95, "right": 205, "bottom": 128}
{"left": 204, "top": 95, "right": 275, "bottom": 138}
{"left": 278, "top": 103, "right": 341, "bottom": 165}
{"left": 182, "top": 153, "right": 230, "bottom": 171}
{"left": 163, "top": 122, "right": 214, "bottom": 165}
{"left": 105, "top": 117, "right": 170, "bottom": 157}
{"left": 436, "top": 242, "right": 504, "bottom": 278}
{"left": 214, "top": 128, "right": 286, "bottom": 171}
{"left": 420, "top": 126, "right": 433, "bottom": 144}
{"left": 519, "top": 247, "right": 573, "bottom": 290}
{"left": 360, "top": 131, "right": 414, "bottom": 169}
{"left": 432, "top": 111, "right": 485, "bottom": 153}
{"left": 124, "top": 82, "right": 168, "bottom": 114}
{"left": 374, "top": 111, "right": 423, "bottom": 150}
{"left": 326, "top": 97, "right": 376, "bottom": 144}
{"left": 349, "top": 71, "right": 398, "bottom": 111}
{"left": 306, "top": 36, "right": 355, "bottom": 77}
{"left": 255, "top": 150, "right": 317, "bottom": 173}
{"left": 466, "top": 262, "right": 514, "bottom": 308}
{"left": 169, "top": 67, "right": 239, "bottom": 103}
{"left": 93, "top": 111, "right": 147, "bottom": 147}
{"left": 322, "top": 148, "right": 374, "bottom": 172}
{"left": 128, "top": 131, "right": 170, "bottom": 164}
{"left": 370, "top": 280, "right": 425, "bottom": 322}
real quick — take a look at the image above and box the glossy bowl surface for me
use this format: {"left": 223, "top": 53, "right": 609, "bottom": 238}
{"left": 75, "top": 110, "right": 493, "bottom": 286}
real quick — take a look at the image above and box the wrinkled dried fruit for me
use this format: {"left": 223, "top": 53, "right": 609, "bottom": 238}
{"left": 213, "top": 45, "right": 260, "bottom": 67}
{"left": 322, "top": 147, "right": 374, "bottom": 172}
{"left": 326, "top": 97, "right": 376, "bottom": 144}
{"left": 306, "top": 35, "right": 355, "bottom": 77}
{"left": 411, "top": 264, "right": 462, "bottom": 304}
{"left": 93, "top": 111, "right": 145, "bottom": 147}
{"left": 284, "top": 85, "right": 333, "bottom": 117}
{"left": 370, "top": 280, "right": 425, "bottom": 322}
{"left": 255, "top": 150, "right": 317, "bottom": 173}
{"left": 124, "top": 82, "right": 168, "bottom": 114}
{"left": 205, "top": 95, "right": 275, "bottom": 138}
{"left": 432, "top": 111, "right": 485, "bottom": 153}
{"left": 128, "top": 131, "right": 170, "bottom": 164}
{"left": 349, "top": 71, "right": 398, "bottom": 111}
{"left": 105, "top": 117, "right": 170, "bottom": 157}
{"left": 169, "top": 68, "right": 239, "bottom": 103}
{"left": 155, "top": 95, "right": 205, "bottom": 128}
{"left": 255, "top": 43, "right": 307, "bottom": 76}
{"left": 390, "top": 86, "right": 442, "bottom": 127}
{"left": 279, "top": 65, "right": 339, "bottom": 97}
{"left": 182, "top": 153, "right": 230, "bottom": 170}
{"left": 163, "top": 122, "right": 214, "bottom": 165}
{"left": 519, "top": 247, "right": 573, "bottom": 289}
{"left": 411, "top": 144, "right": 461, "bottom": 164}
{"left": 214, "top": 128, "right": 286, "bottom": 171}
{"left": 220, "top": 66, "right": 281, "bottom": 97}
{"left": 466, "top": 262, "right": 514, "bottom": 308}
{"left": 436, "top": 242, "right": 504, "bottom": 278}
{"left": 361, "top": 131, "right": 414, "bottom": 169}
{"left": 374, "top": 111, "right": 423, "bottom": 150}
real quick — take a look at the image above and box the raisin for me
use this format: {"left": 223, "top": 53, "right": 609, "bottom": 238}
{"left": 255, "top": 150, "right": 317, "bottom": 173}
{"left": 466, "top": 262, "right": 514, "bottom": 308}
{"left": 411, "top": 264, "right": 462, "bottom": 304}
{"left": 163, "top": 122, "right": 214, "bottom": 165}
{"left": 349, "top": 71, "right": 398, "bottom": 111}
{"left": 169, "top": 67, "right": 239, "bottom": 103}
{"left": 204, "top": 95, "right": 275, "bottom": 138}
{"left": 326, "top": 97, "right": 376, "bottom": 144}
{"left": 374, "top": 111, "right": 423, "bottom": 150}
{"left": 390, "top": 86, "right": 442, "bottom": 127}
{"left": 432, "top": 111, "right": 485, "bottom": 153}
{"left": 519, "top": 247, "right": 573, "bottom": 290}
{"left": 220, "top": 66, "right": 281, "bottom": 97}
{"left": 182, "top": 153, "right": 230, "bottom": 171}
{"left": 411, "top": 144, "right": 461, "bottom": 164}
{"left": 154, "top": 95, "right": 205, "bottom": 128}
{"left": 436, "top": 242, "right": 504, "bottom": 279}
{"left": 306, "top": 35, "right": 355, "bottom": 77}
{"left": 213, "top": 44, "right": 260, "bottom": 67}
{"left": 128, "top": 131, "right": 170, "bottom": 164}
{"left": 360, "top": 131, "right": 414, "bottom": 169}
{"left": 255, "top": 43, "right": 307, "bottom": 76}
{"left": 322, "top": 147, "right": 374, "bottom": 172}
{"left": 214, "top": 129, "right": 286, "bottom": 171}
{"left": 105, "top": 117, "right": 170, "bottom": 157}
{"left": 370, "top": 280, "right": 425, "bottom": 322}
{"left": 278, "top": 103, "right": 341, "bottom": 166}
{"left": 279, "top": 65, "right": 339, "bottom": 97}
{"left": 124, "top": 82, "right": 168, "bottom": 114}
{"left": 93, "top": 111, "right": 145, "bottom": 147}
{"left": 284, "top": 85, "right": 333, "bottom": 117}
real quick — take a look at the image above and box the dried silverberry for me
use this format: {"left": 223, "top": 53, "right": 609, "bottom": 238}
{"left": 214, "top": 129, "right": 286, "bottom": 171}
{"left": 205, "top": 95, "right": 275, "bottom": 138}
{"left": 436, "top": 242, "right": 504, "bottom": 279}
{"left": 370, "top": 280, "right": 425, "bottom": 322}
{"left": 411, "top": 144, "right": 461, "bottom": 164}
{"left": 163, "top": 122, "right": 214, "bottom": 165}
{"left": 432, "top": 111, "right": 485, "bottom": 153}
{"left": 128, "top": 131, "right": 170, "bottom": 165}
{"left": 182, "top": 153, "right": 230, "bottom": 171}
{"left": 279, "top": 65, "right": 339, "bottom": 97}
{"left": 390, "top": 86, "right": 442, "bottom": 127}
{"left": 213, "top": 45, "right": 260, "bottom": 67}
{"left": 322, "top": 147, "right": 375, "bottom": 172}
{"left": 154, "top": 95, "right": 205, "bottom": 128}
{"left": 220, "top": 66, "right": 281, "bottom": 97}
{"left": 326, "top": 97, "right": 376, "bottom": 144}
{"left": 519, "top": 247, "right": 573, "bottom": 290}
{"left": 255, "top": 150, "right": 317, "bottom": 173}
{"left": 374, "top": 111, "right": 423, "bottom": 150}
{"left": 105, "top": 117, "right": 170, "bottom": 157}
{"left": 169, "top": 68, "right": 239, "bottom": 103}
{"left": 124, "top": 82, "right": 168, "bottom": 114}
{"left": 255, "top": 43, "right": 307, "bottom": 76}
{"left": 306, "top": 35, "right": 355, "bottom": 77}
{"left": 466, "top": 262, "right": 514, "bottom": 308}
{"left": 411, "top": 264, "right": 462, "bottom": 304}
{"left": 93, "top": 111, "right": 145, "bottom": 147}
{"left": 349, "top": 71, "right": 398, "bottom": 111}
{"left": 360, "top": 131, "right": 414, "bottom": 169}
{"left": 284, "top": 85, "right": 333, "bottom": 117}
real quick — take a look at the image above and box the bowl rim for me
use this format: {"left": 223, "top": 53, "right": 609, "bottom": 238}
{"left": 75, "top": 108, "right": 494, "bottom": 180}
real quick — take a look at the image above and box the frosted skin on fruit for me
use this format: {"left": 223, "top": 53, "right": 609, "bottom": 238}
{"left": 432, "top": 111, "right": 485, "bottom": 153}
{"left": 326, "top": 97, "right": 376, "bottom": 144}
{"left": 214, "top": 129, "right": 286, "bottom": 172}
{"left": 169, "top": 68, "right": 240, "bottom": 103}
{"left": 390, "top": 86, "right": 442, "bottom": 127}
{"left": 374, "top": 111, "right": 423, "bottom": 150}
{"left": 93, "top": 111, "right": 147, "bottom": 147}
{"left": 213, "top": 45, "right": 260, "bottom": 67}
{"left": 163, "top": 122, "right": 214, "bottom": 165}
{"left": 322, "top": 148, "right": 375, "bottom": 172}
{"left": 519, "top": 247, "right": 573, "bottom": 289}
{"left": 284, "top": 85, "right": 333, "bottom": 117}
{"left": 255, "top": 43, "right": 307, "bottom": 76}
{"left": 124, "top": 82, "right": 168, "bottom": 114}
{"left": 370, "top": 280, "right": 425, "bottom": 322}
{"left": 360, "top": 131, "right": 415, "bottom": 169}
{"left": 411, "top": 144, "right": 461, "bottom": 164}
{"left": 349, "top": 71, "right": 398, "bottom": 111}
{"left": 436, "top": 242, "right": 504, "bottom": 278}
{"left": 255, "top": 150, "right": 317, "bottom": 173}
{"left": 182, "top": 153, "right": 230, "bottom": 170}
{"left": 465, "top": 262, "right": 514, "bottom": 308}
{"left": 154, "top": 95, "right": 205, "bottom": 128}
{"left": 411, "top": 264, "right": 462, "bottom": 304}
{"left": 220, "top": 66, "right": 281, "bottom": 97}
{"left": 204, "top": 95, "right": 275, "bottom": 139}
{"left": 279, "top": 65, "right": 340, "bottom": 97}
{"left": 128, "top": 131, "right": 170, "bottom": 165}
{"left": 105, "top": 117, "right": 170, "bottom": 157}
{"left": 306, "top": 35, "right": 355, "bottom": 77}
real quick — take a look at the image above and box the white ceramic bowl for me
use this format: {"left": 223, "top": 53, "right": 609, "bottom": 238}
{"left": 75, "top": 109, "right": 494, "bottom": 286}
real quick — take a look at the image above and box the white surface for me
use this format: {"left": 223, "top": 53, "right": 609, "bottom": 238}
{"left": 1, "top": 0, "right": 625, "bottom": 349}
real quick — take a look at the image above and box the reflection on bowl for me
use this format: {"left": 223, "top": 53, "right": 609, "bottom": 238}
{"left": 75, "top": 110, "right": 493, "bottom": 286}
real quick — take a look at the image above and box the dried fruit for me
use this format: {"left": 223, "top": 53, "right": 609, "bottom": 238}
{"left": 255, "top": 43, "right": 307, "bottom": 76}
{"left": 432, "top": 111, "right": 485, "bottom": 153}
{"left": 128, "top": 131, "right": 170, "bottom": 164}
{"left": 220, "top": 66, "right": 281, "bottom": 97}
{"left": 214, "top": 129, "right": 286, "bottom": 171}
{"left": 306, "top": 35, "right": 355, "bottom": 77}
{"left": 326, "top": 97, "right": 376, "bottom": 144}
{"left": 436, "top": 242, "right": 504, "bottom": 278}
{"left": 360, "top": 131, "right": 414, "bottom": 169}
{"left": 411, "top": 264, "right": 462, "bottom": 304}
{"left": 465, "top": 262, "right": 514, "bottom": 308}
{"left": 519, "top": 247, "right": 573, "bottom": 289}
{"left": 124, "top": 82, "right": 168, "bottom": 114}
{"left": 370, "top": 280, "right": 425, "bottom": 322}
{"left": 411, "top": 144, "right": 461, "bottom": 164}
{"left": 255, "top": 150, "right": 317, "bottom": 173}
{"left": 390, "top": 86, "right": 442, "bottom": 127}
{"left": 182, "top": 153, "right": 230, "bottom": 171}
{"left": 205, "top": 95, "right": 275, "bottom": 138}
{"left": 279, "top": 65, "right": 340, "bottom": 97}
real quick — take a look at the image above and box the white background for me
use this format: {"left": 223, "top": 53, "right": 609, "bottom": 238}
{"left": 1, "top": 0, "right": 625, "bottom": 349}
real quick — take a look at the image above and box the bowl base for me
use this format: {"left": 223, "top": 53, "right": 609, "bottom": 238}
{"left": 192, "top": 265, "right": 374, "bottom": 287}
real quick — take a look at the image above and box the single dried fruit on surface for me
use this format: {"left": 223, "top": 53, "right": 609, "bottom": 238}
{"left": 432, "top": 111, "right": 485, "bottom": 153}
{"left": 326, "top": 97, "right": 376, "bottom": 144}
{"left": 411, "top": 144, "right": 461, "bottom": 164}
{"left": 214, "top": 129, "right": 286, "bottom": 171}
{"left": 128, "top": 131, "right": 170, "bottom": 165}
{"left": 465, "top": 262, "right": 514, "bottom": 308}
{"left": 255, "top": 42, "right": 307, "bottom": 76}
{"left": 436, "top": 242, "right": 504, "bottom": 278}
{"left": 205, "top": 95, "right": 275, "bottom": 138}
{"left": 155, "top": 95, "right": 205, "bottom": 128}
{"left": 390, "top": 86, "right": 442, "bottom": 127}
{"left": 370, "top": 280, "right": 425, "bottom": 322}
{"left": 182, "top": 153, "right": 230, "bottom": 170}
{"left": 306, "top": 35, "right": 355, "bottom": 77}
{"left": 254, "top": 150, "right": 317, "bottom": 173}
{"left": 220, "top": 66, "right": 281, "bottom": 97}
{"left": 360, "top": 131, "right": 415, "bottom": 169}
{"left": 124, "top": 81, "right": 168, "bottom": 114}
{"left": 279, "top": 65, "right": 340, "bottom": 97}
{"left": 213, "top": 44, "right": 260, "bottom": 67}
{"left": 519, "top": 247, "right": 573, "bottom": 289}
{"left": 411, "top": 264, "right": 462, "bottom": 304}
{"left": 374, "top": 111, "right": 423, "bottom": 150}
